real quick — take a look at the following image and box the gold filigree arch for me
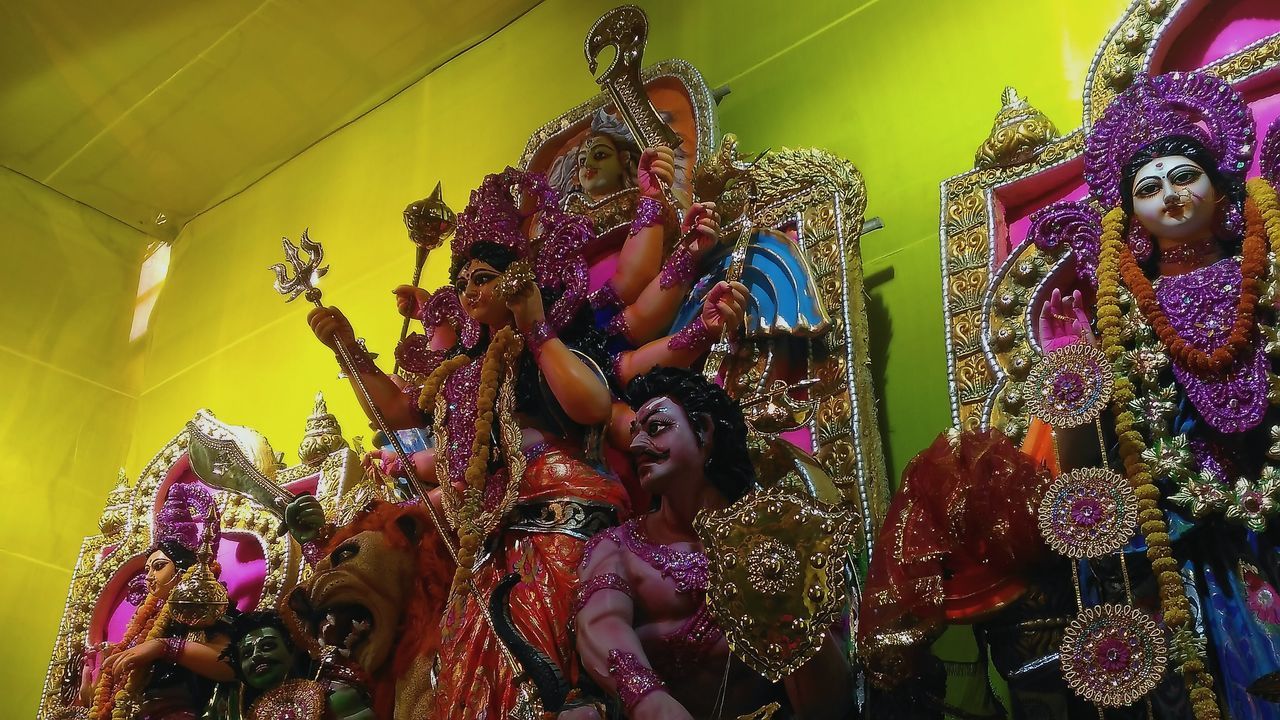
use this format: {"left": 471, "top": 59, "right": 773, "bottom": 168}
{"left": 940, "top": 0, "right": 1280, "bottom": 436}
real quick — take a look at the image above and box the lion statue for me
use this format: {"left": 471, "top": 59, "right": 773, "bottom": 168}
{"left": 285, "top": 501, "right": 454, "bottom": 719}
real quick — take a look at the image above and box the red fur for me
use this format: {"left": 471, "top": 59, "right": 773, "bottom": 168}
{"left": 318, "top": 501, "right": 455, "bottom": 715}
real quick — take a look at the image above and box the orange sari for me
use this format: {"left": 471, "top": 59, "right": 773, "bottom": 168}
{"left": 431, "top": 446, "right": 629, "bottom": 719}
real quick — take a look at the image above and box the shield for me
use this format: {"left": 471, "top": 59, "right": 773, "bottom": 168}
{"left": 693, "top": 483, "right": 856, "bottom": 682}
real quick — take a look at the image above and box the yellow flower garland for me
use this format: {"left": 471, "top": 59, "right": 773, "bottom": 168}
{"left": 1098, "top": 178, "right": 1280, "bottom": 720}
{"left": 417, "top": 327, "right": 524, "bottom": 593}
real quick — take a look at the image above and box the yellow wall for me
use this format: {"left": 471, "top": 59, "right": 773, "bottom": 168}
{"left": 129, "top": 0, "right": 1124, "bottom": 476}
{"left": 13, "top": 0, "right": 1134, "bottom": 714}
{"left": 0, "top": 166, "right": 149, "bottom": 714}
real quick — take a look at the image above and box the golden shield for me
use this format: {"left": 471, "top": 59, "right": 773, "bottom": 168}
{"left": 693, "top": 484, "right": 856, "bottom": 682}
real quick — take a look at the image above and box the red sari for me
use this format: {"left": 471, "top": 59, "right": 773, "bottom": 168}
{"left": 430, "top": 445, "right": 630, "bottom": 718}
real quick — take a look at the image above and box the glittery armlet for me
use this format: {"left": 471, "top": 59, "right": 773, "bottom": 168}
{"left": 589, "top": 280, "right": 625, "bottom": 312}
{"left": 607, "top": 649, "right": 666, "bottom": 710}
{"left": 667, "top": 316, "right": 711, "bottom": 351}
{"left": 606, "top": 310, "right": 633, "bottom": 342}
{"left": 340, "top": 345, "right": 380, "bottom": 375}
{"left": 659, "top": 244, "right": 698, "bottom": 290}
{"left": 573, "top": 573, "right": 634, "bottom": 615}
{"left": 161, "top": 636, "right": 187, "bottom": 663}
{"left": 629, "top": 196, "right": 667, "bottom": 236}
{"left": 527, "top": 320, "right": 557, "bottom": 362}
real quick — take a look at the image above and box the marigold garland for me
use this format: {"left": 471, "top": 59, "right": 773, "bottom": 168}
{"left": 88, "top": 591, "right": 164, "bottom": 720}
{"left": 418, "top": 327, "right": 524, "bottom": 594}
{"left": 1092, "top": 181, "right": 1280, "bottom": 718}
{"left": 1118, "top": 202, "right": 1267, "bottom": 375}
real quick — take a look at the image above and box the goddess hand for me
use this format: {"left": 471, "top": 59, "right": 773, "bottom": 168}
{"left": 101, "top": 639, "right": 164, "bottom": 675}
{"left": 1037, "top": 288, "right": 1096, "bottom": 352}
{"left": 284, "top": 494, "right": 326, "bottom": 543}
{"left": 637, "top": 146, "right": 675, "bottom": 199}
{"left": 700, "top": 280, "right": 748, "bottom": 337}
{"left": 393, "top": 285, "right": 431, "bottom": 320}
{"left": 681, "top": 202, "right": 720, "bottom": 258}
{"left": 506, "top": 280, "right": 546, "bottom": 334}
{"left": 308, "top": 306, "right": 356, "bottom": 351}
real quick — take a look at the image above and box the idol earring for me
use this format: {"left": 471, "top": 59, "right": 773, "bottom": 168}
{"left": 1217, "top": 196, "right": 1244, "bottom": 239}
{"left": 1126, "top": 215, "right": 1153, "bottom": 262}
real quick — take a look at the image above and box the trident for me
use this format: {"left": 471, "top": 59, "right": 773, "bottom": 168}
{"left": 270, "top": 230, "right": 460, "bottom": 564}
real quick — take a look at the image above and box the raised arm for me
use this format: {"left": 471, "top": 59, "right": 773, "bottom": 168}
{"left": 611, "top": 203, "right": 721, "bottom": 346}
{"left": 307, "top": 306, "right": 423, "bottom": 430}
{"left": 99, "top": 635, "right": 235, "bottom": 684}
{"left": 615, "top": 281, "right": 747, "bottom": 387}
{"left": 575, "top": 539, "right": 693, "bottom": 720}
{"left": 508, "top": 284, "right": 612, "bottom": 426}
{"left": 603, "top": 147, "right": 678, "bottom": 303}
{"left": 1036, "top": 287, "right": 1103, "bottom": 470}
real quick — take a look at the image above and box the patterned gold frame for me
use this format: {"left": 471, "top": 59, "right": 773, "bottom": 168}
{"left": 38, "top": 408, "right": 361, "bottom": 720}
{"left": 521, "top": 53, "right": 888, "bottom": 551}
{"left": 940, "top": 0, "right": 1280, "bottom": 438}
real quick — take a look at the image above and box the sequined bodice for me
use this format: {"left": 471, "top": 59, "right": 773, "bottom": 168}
{"left": 1155, "top": 257, "right": 1268, "bottom": 434}
{"left": 440, "top": 356, "right": 484, "bottom": 485}
{"left": 611, "top": 519, "right": 724, "bottom": 677}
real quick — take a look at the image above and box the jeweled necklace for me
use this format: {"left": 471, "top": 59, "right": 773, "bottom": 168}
{"left": 624, "top": 517, "right": 709, "bottom": 594}
{"left": 1158, "top": 235, "right": 1222, "bottom": 267}
{"left": 1118, "top": 200, "right": 1267, "bottom": 375}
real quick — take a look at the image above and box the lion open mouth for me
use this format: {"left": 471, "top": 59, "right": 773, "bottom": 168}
{"left": 319, "top": 603, "right": 374, "bottom": 655}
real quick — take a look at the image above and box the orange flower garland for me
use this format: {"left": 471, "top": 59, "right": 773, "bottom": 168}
{"left": 1117, "top": 202, "right": 1268, "bottom": 375}
{"left": 87, "top": 591, "right": 163, "bottom": 720}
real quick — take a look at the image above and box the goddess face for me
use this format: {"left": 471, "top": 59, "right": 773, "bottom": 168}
{"left": 144, "top": 549, "right": 180, "bottom": 596}
{"left": 577, "top": 134, "right": 628, "bottom": 199}
{"left": 628, "top": 396, "right": 712, "bottom": 495}
{"left": 1130, "top": 154, "right": 1219, "bottom": 241}
{"left": 238, "top": 626, "right": 296, "bottom": 691}
{"left": 454, "top": 259, "right": 511, "bottom": 328}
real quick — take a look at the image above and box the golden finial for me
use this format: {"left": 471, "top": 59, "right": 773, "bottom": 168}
{"left": 169, "top": 506, "right": 229, "bottom": 628}
{"left": 98, "top": 469, "right": 132, "bottom": 536}
{"left": 403, "top": 182, "right": 457, "bottom": 254}
{"left": 974, "top": 87, "right": 1059, "bottom": 169}
{"left": 299, "top": 392, "right": 347, "bottom": 466}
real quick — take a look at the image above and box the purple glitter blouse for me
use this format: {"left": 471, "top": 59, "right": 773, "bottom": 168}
{"left": 1155, "top": 257, "right": 1268, "bottom": 434}
{"left": 440, "top": 356, "right": 484, "bottom": 486}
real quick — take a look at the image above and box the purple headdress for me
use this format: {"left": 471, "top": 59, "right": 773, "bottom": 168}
{"left": 451, "top": 167, "right": 592, "bottom": 331}
{"left": 1027, "top": 201, "right": 1103, "bottom": 286}
{"left": 1263, "top": 115, "right": 1280, "bottom": 188}
{"left": 1084, "top": 71, "right": 1255, "bottom": 208}
{"left": 153, "top": 482, "right": 220, "bottom": 557}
